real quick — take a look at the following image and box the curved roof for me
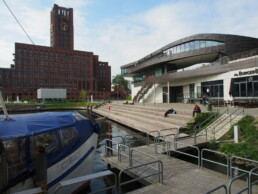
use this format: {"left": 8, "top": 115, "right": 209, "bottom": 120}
{"left": 121, "top": 33, "right": 258, "bottom": 74}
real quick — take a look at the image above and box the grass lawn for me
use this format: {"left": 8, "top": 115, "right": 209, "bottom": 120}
{"left": 210, "top": 115, "right": 258, "bottom": 161}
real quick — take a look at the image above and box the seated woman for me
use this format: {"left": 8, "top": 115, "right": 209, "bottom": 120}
{"left": 164, "top": 108, "right": 177, "bottom": 117}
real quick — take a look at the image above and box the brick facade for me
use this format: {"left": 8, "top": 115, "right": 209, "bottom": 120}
{"left": 0, "top": 4, "right": 111, "bottom": 101}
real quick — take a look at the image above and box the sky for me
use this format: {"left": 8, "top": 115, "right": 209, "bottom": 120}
{"left": 1, "top": 0, "right": 258, "bottom": 76}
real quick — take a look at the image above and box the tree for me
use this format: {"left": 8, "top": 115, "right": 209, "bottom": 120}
{"left": 112, "top": 75, "right": 129, "bottom": 90}
{"left": 80, "top": 89, "right": 87, "bottom": 102}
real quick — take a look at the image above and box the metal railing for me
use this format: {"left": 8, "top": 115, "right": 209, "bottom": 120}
{"left": 194, "top": 107, "right": 228, "bottom": 140}
{"left": 147, "top": 130, "right": 160, "bottom": 146}
{"left": 159, "top": 127, "right": 179, "bottom": 136}
{"left": 230, "top": 156, "right": 258, "bottom": 179}
{"left": 248, "top": 166, "right": 258, "bottom": 194}
{"left": 130, "top": 148, "right": 158, "bottom": 167}
{"left": 228, "top": 173, "right": 248, "bottom": 194}
{"left": 118, "top": 160, "right": 163, "bottom": 193}
{"left": 201, "top": 149, "right": 230, "bottom": 178}
{"left": 54, "top": 170, "right": 117, "bottom": 194}
{"left": 166, "top": 140, "right": 201, "bottom": 167}
{"left": 104, "top": 139, "right": 130, "bottom": 160}
{"left": 212, "top": 108, "right": 244, "bottom": 138}
{"left": 204, "top": 184, "right": 227, "bottom": 194}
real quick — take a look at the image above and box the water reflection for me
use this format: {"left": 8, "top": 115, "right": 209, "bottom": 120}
{"left": 79, "top": 111, "right": 147, "bottom": 193}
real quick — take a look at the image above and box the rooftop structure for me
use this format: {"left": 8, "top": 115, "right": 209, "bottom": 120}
{"left": 121, "top": 34, "right": 258, "bottom": 104}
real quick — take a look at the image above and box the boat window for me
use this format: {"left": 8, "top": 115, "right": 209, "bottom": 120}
{"left": 3, "top": 138, "right": 26, "bottom": 178}
{"left": 60, "top": 127, "right": 78, "bottom": 146}
{"left": 30, "top": 131, "right": 59, "bottom": 157}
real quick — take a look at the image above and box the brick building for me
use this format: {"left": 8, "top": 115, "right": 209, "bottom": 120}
{"left": 0, "top": 4, "right": 111, "bottom": 101}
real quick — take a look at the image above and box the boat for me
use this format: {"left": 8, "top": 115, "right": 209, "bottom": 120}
{"left": 0, "top": 111, "right": 100, "bottom": 193}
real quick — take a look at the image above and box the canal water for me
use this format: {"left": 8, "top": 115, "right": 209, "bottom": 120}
{"left": 80, "top": 111, "right": 147, "bottom": 193}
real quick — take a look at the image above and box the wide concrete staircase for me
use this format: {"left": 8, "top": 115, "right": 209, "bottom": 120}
{"left": 198, "top": 108, "right": 244, "bottom": 140}
{"left": 93, "top": 103, "right": 193, "bottom": 136}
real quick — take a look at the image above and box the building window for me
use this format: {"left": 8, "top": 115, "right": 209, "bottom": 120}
{"left": 201, "top": 80, "right": 223, "bottom": 98}
{"left": 233, "top": 75, "right": 258, "bottom": 97}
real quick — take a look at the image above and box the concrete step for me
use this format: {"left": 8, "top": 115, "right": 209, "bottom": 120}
{"left": 108, "top": 104, "right": 193, "bottom": 118}
{"left": 99, "top": 105, "right": 188, "bottom": 126}
{"left": 108, "top": 105, "right": 192, "bottom": 121}
{"left": 93, "top": 109, "right": 181, "bottom": 132}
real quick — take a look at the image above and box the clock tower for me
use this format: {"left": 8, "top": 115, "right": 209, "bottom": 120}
{"left": 50, "top": 4, "right": 74, "bottom": 50}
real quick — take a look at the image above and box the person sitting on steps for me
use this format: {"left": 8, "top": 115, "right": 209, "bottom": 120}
{"left": 192, "top": 104, "right": 201, "bottom": 117}
{"left": 164, "top": 108, "right": 177, "bottom": 117}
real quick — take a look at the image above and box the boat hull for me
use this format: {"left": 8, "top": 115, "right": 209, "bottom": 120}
{"left": 10, "top": 133, "right": 99, "bottom": 193}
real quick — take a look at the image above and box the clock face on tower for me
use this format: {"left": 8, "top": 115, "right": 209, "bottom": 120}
{"left": 60, "top": 22, "right": 68, "bottom": 31}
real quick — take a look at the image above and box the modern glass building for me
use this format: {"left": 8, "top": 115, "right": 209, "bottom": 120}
{"left": 121, "top": 34, "right": 258, "bottom": 105}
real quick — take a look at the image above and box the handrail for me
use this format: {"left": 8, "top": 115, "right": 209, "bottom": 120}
{"left": 163, "top": 133, "right": 177, "bottom": 151}
{"left": 104, "top": 139, "right": 130, "bottom": 160}
{"left": 118, "top": 160, "right": 163, "bottom": 193}
{"left": 118, "top": 144, "right": 131, "bottom": 163}
{"left": 194, "top": 107, "right": 225, "bottom": 132}
{"left": 154, "top": 135, "right": 169, "bottom": 154}
{"left": 201, "top": 149, "right": 230, "bottom": 178}
{"left": 54, "top": 170, "right": 117, "bottom": 194}
{"left": 160, "top": 128, "right": 179, "bottom": 136}
{"left": 130, "top": 148, "right": 158, "bottom": 167}
{"left": 230, "top": 156, "right": 258, "bottom": 179}
{"left": 147, "top": 130, "right": 160, "bottom": 146}
{"left": 212, "top": 107, "right": 244, "bottom": 137}
{"left": 204, "top": 184, "right": 227, "bottom": 194}
{"left": 248, "top": 166, "right": 258, "bottom": 194}
{"left": 166, "top": 140, "right": 200, "bottom": 167}
{"left": 228, "top": 173, "right": 248, "bottom": 194}
{"left": 194, "top": 107, "right": 228, "bottom": 140}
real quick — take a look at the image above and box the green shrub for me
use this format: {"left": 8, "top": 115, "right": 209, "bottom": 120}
{"left": 126, "top": 96, "right": 132, "bottom": 100}
{"left": 218, "top": 115, "right": 258, "bottom": 160}
{"left": 186, "top": 112, "right": 216, "bottom": 134}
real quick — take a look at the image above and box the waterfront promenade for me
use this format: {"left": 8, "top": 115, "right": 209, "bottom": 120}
{"left": 101, "top": 143, "right": 250, "bottom": 193}
{"left": 95, "top": 102, "right": 258, "bottom": 193}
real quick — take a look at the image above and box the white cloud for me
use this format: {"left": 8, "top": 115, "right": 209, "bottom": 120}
{"left": 1, "top": 0, "right": 258, "bottom": 77}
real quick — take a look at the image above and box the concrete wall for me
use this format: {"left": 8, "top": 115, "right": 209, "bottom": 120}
{"left": 132, "top": 66, "right": 258, "bottom": 103}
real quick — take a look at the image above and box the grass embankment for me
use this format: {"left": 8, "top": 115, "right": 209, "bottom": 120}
{"left": 43, "top": 102, "right": 96, "bottom": 108}
{"left": 210, "top": 115, "right": 258, "bottom": 160}
{"left": 6, "top": 102, "right": 98, "bottom": 108}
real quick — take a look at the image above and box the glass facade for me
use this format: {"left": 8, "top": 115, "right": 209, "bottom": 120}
{"left": 201, "top": 80, "right": 224, "bottom": 98}
{"left": 163, "top": 40, "right": 225, "bottom": 56}
{"left": 233, "top": 76, "right": 258, "bottom": 97}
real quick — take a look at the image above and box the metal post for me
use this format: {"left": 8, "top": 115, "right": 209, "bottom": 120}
{"left": 167, "top": 81, "right": 170, "bottom": 104}
{"left": 118, "top": 144, "right": 121, "bottom": 162}
{"left": 154, "top": 82, "right": 156, "bottom": 106}
{"left": 129, "top": 149, "right": 132, "bottom": 167}
{"left": 0, "top": 91, "right": 9, "bottom": 120}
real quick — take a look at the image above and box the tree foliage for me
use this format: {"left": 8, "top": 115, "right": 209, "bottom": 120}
{"left": 112, "top": 75, "right": 129, "bottom": 90}
{"left": 80, "top": 89, "right": 87, "bottom": 101}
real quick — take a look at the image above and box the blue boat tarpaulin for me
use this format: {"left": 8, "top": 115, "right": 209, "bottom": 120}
{"left": 0, "top": 112, "right": 86, "bottom": 140}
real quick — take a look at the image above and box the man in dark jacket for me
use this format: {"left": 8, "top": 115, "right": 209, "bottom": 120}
{"left": 192, "top": 105, "right": 201, "bottom": 117}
